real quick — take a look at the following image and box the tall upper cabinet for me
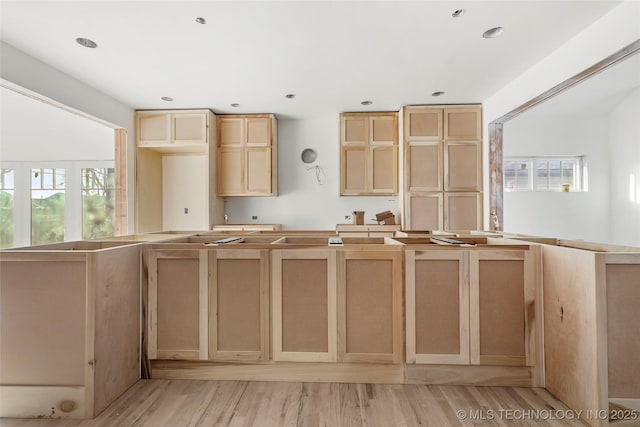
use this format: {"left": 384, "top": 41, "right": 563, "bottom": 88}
{"left": 217, "top": 114, "right": 278, "bottom": 196}
{"left": 340, "top": 112, "right": 398, "bottom": 195}
{"left": 136, "top": 109, "right": 223, "bottom": 232}
{"left": 402, "top": 105, "right": 482, "bottom": 230}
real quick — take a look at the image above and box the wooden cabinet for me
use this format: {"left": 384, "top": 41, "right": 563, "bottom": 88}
{"left": 338, "top": 250, "right": 403, "bottom": 363}
{"left": 406, "top": 250, "right": 469, "bottom": 364}
{"left": 271, "top": 247, "right": 404, "bottom": 364}
{"left": 340, "top": 112, "right": 398, "bottom": 195}
{"left": 210, "top": 249, "right": 269, "bottom": 362}
{"left": 147, "top": 250, "right": 208, "bottom": 361}
{"left": 402, "top": 105, "right": 482, "bottom": 230}
{"left": 136, "top": 109, "right": 223, "bottom": 232}
{"left": 271, "top": 250, "right": 337, "bottom": 362}
{"left": 444, "top": 192, "right": 482, "bottom": 231}
{"left": 137, "top": 111, "right": 208, "bottom": 147}
{"left": 406, "top": 245, "right": 540, "bottom": 372}
{"left": 469, "top": 250, "right": 535, "bottom": 367}
{"left": 217, "top": 115, "right": 278, "bottom": 196}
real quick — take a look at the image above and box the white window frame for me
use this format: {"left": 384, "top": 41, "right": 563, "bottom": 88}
{"left": 0, "top": 160, "right": 114, "bottom": 248}
{"left": 503, "top": 155, "right": 587, "bottom": 192}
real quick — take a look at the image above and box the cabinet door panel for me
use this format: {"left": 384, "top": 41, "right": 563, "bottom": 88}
{"left": 445, "top": 141, "right": 481, "bottom": 191}
{"left": 370, "top": 116, "right": 396, "bottom": 145}
{"left": 272, "top": 251, "right": 336, "bottom": 362}
{"left": 211, "top": 250, "right": 269, "bottom": 362}
{"left": 149, "top": 251, "right": 208, "bottom": 361}
{"left": 173, "top": 113, "right": 207, "bottom": 144}
{"left": 408, "top": 143, "right": 442, "bottom": 191}
{"left": 444, "top": 192, "right": 482, "bottom": 231}
{"left": 470, "top": 254, "right": 526, "bottom": 367}
{"left": 408, "top": 193, "right": 443, "bottom": 230}
{"left": 342, "top": 147, "right": 367, "bottom": 194}
{"left": 444, "top": 108, "right": 482, "bottom": 140}
{"left": 246, "top": 118, "right": 271, "bottom": 147}
{"left": 218, "top": 118, "right": 244, "bottom": 147}
{"left": 371, "top": 146, "right": 397, "bottom": 193}
{"left": 406, "top": 109, "right": 443, "bottom": 141}
{"left": 342, "top": 116, "right": 368, "bottom": 145}
{"left": 218, "top": 149, "right": 244, "bottom": 195}
{"left": 138, "top": 114, "right": 171, "bottom": 145}
{"left": 406, "top": 250, "right": 470, "bottom": 365}
{"left": 246, "top": 148, "right": 271, "bottom": 194}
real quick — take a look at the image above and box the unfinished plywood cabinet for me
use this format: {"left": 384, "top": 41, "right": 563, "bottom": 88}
{"left": 444, "top": 192, "right": 483, "bottom": 231}
{"left": 147, "top": 250, "right": 208, "bottom": 361}
{"left": 217, "top": 114, "right": 278, "bottom": 196}
{"left": 136, "top": 109, "right": 223, "bottom": 232}
{"left": 210, "top": 249, "right": 270, "bottom": 362}
{"left": 0, "top": 242, "right": 141, "bottom": 419}
{"left": 337, "top": 249, "right": 404, "bottom": 364}
{"left": 402, "top": 105, "right": 482, "bottom": 230}
{"left": 406, "top": 250, "right": 469, "bottom": 365}
{"left": 340, "top": 112, "right": 398, "bottom": 195}
{"left": 272, "top": 250, "right": 337, "bottom": 362}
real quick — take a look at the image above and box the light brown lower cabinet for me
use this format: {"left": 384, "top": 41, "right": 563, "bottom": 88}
{"left": 271, "top": 248, "right": 404, "bottom": 364}
{"left": 147, "top": 247, "right": 270, "bottom": 362}
{"left": 405, "top": 246, "right": 542, "bottom": 382}
{"left": 147, "top": 250, "right": 209, "bottom": 361}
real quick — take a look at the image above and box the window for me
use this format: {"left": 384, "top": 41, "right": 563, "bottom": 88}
{"left": 82, "top": 167, "right": 115, "bottom": 239}
{"left": 0, "top": 168, "right": 15, "bottom": 248}
{"left": 504, "top": 156, "right": 587, "bottom": 192}
{"left": 31, "top": 168, "right": 66, "bottom": 245}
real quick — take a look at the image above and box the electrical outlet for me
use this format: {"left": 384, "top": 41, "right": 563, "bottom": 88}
{"left": 184, "top": 208, "right": 189, "bottom": 214}
{"left": 345, "top": 215, "right": 352, "bottom": 221}
{"left": 252, "top": 215, "right": 258, "bottom": 220}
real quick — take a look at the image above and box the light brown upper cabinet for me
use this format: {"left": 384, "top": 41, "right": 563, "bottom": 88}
{"left": 340, "top": 112, "right": 398, "bottom": 195}
{"left": 135, "top": 109, "right": 223, "bottom": 233}
{"left": 137, "top": 111, "right": 209, "bottom": 147}
{"left": 402, "top": 105, "right": 483, "bottom": 230}
{"left": 217, "top": 114, "right": 278, "bottom": 196}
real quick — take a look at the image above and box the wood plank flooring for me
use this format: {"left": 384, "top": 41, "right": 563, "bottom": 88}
{"left": 0, "top": 380, "right": 589, "bottom": 427}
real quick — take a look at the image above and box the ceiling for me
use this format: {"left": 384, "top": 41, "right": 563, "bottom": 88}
{"left": 0, "top": 1, "right": 623, "bottom": 118}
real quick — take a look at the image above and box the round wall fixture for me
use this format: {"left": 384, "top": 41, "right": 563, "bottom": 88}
{"left": 301, "top": 148, "right": 317, "bottom": 164}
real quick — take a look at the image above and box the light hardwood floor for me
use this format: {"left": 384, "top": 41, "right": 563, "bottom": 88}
{"left": 0, "top": 380, "right": 589, "bottom": 427}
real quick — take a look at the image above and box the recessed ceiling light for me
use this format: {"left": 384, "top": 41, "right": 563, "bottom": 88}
{"left": 432, "top": 91, "right": 445, "bottom": 97}
{"left": 285, "top": 94, "right": 295, "bottom": 99}
{"left": 195, "top": 17, "right": 206, "bottom": 24}
{"left": 161, "top": 96, "right": 174, "bottom": 102}
{"left": 361, "top": 100, "right": 372, "bottom": 105}
{"left": 483, "top": 27, "right": 504, "bottom": 38}
{"left": 452, "top": 9, "right": 465, "bottom": 18}
{"left": 75, "top": 37, "right": 97, "bottom": 48}
{"left": 230, "top": 103, "right": 240, "bottom": 107}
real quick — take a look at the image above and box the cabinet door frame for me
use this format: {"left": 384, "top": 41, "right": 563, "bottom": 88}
{"left": 341, "top": 145, "right": 369, "bottom": 195}
{"left": 244, "top": 147, "right": 272, "bottom": 195}
{"left": 147, "top": 249, "right": 209, "bottom": 360}
{"left": 218, "top": 117, "right": 245, "bottom": 147}
{"left": 341, "top": 115, "right": 369, "bottom": 145}
{"left": 369, "top": 145, "right": 398, "bottom": 194}
{"left": 444, "top": 107, "right": 482, "bottom": 141}
{"left": 245, "top": 117, "right": 272, "bottom": 147}
{"left": 444, "top": 140, "right": 482, "bottom": 191}
{"left": 137, "top": 113, "right": 172, "bottom": 146}
{"left": 172, "top": 112, "right": 208, "bottom": 145}
{"left": 209, "top": 249, "right": 270, "bottom": 362}
{"left": 271, "top": 250, "right": 337, "bottom": 362}
{"left": 337, "top": 250, "right": 403, "bottom": 364}
{"left": 406, "top": 192, "right": 444, "bottom": 231}
{"left": 469, "top": 250, "right": 536, "bottom": 367}
{"left": 217, "top": 147, "right": 245, "bottom": 195}
{"left": 444, "top": 192, "right": 483, "bottom": 231}
{"left": 404, "top": 107, "right": 443, "bottom": 142}
{"left": 406, "top": 141, "right": 443, "bottom": 193}
{"left": 406, "top": 250, "right": 470, "bottom": 364}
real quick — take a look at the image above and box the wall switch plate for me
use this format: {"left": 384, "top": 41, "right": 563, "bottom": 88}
{"left": 252, "top": 215, "right": 258, "bottom": 220}
{"left": 184, "top": 208, "right": 189, "bottom": 214}
{"left": 345, "top": 215, "right": 352, "bottom": 221}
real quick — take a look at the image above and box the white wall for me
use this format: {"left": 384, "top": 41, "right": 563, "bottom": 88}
{"left": 0, "top": 87, "right": 114, "bottom": 161}
{"left": 609, "top": 87, "right": 640, "bottom": 246}
{"left": 225, "top": 115, "right": 400, "bottom": 229}
{"left": 482, "top": 0, "right": 640, "bottom": 228}
{"left": 0, "top": 41, "right": 136, "bottom": 232}
{"left": 503, "top": 113, "right": 611, "bottom": 242}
